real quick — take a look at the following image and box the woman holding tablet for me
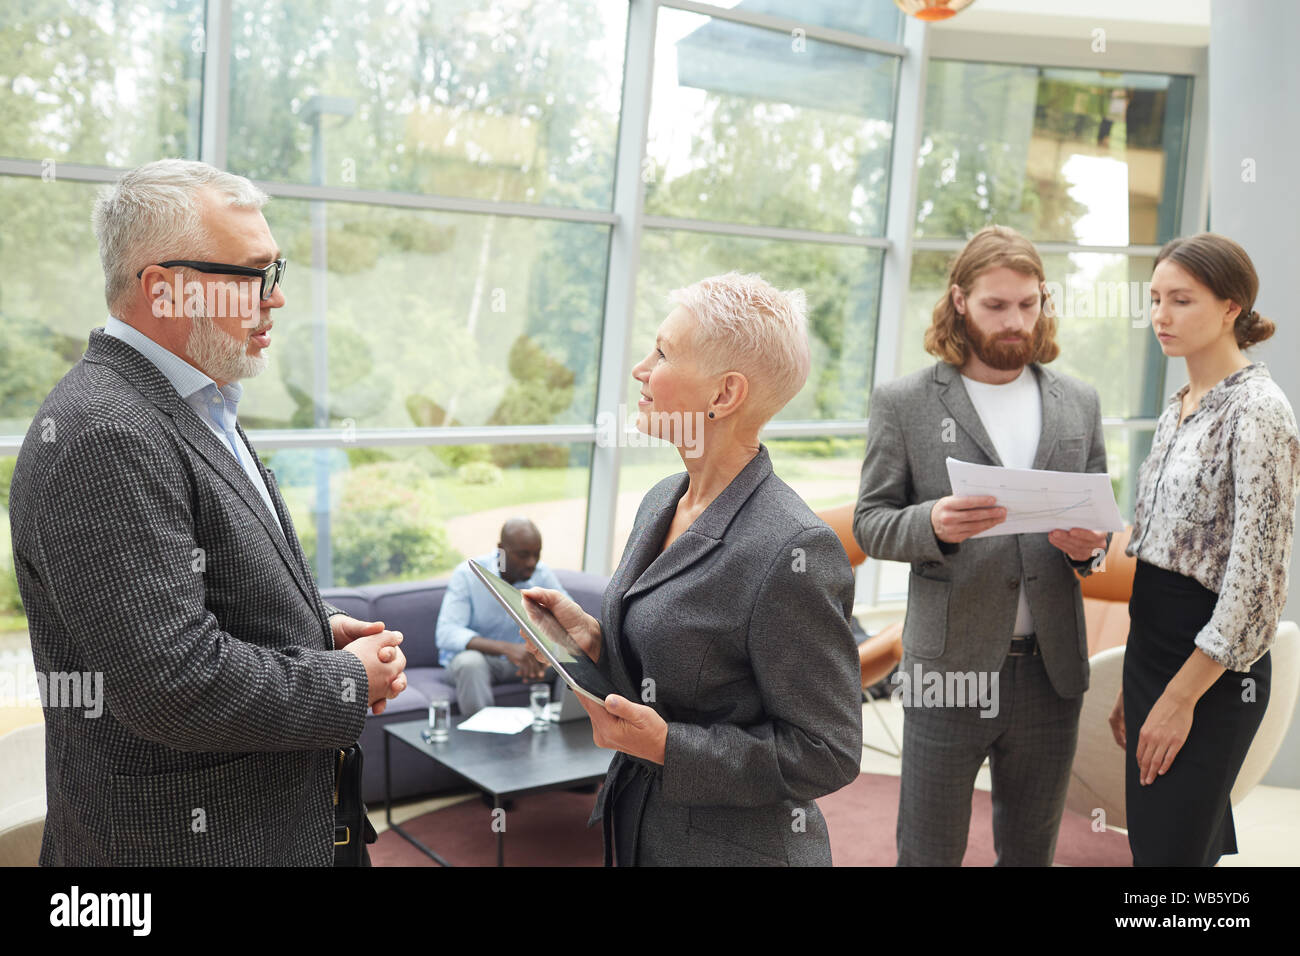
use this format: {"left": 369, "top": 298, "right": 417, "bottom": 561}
{"left": 522, "top": 272, "right": 862, "bottom": 866}
{"left": 1112, "top": 234, "right": 1300, "bottom": 865}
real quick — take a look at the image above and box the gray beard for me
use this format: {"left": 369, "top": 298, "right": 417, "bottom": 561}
{"left": 185, "top": 308, "right": 267, "bottom": 383}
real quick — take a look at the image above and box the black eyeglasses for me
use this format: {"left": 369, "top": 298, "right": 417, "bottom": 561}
{"left": 137, "top": 258, "right": 288, "bottom": 301}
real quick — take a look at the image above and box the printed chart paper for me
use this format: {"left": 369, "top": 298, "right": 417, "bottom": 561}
{"left": 945, "top": 457, "right": 1125, "bottom": 539}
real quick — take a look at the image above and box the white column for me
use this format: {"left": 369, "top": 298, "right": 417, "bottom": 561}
{"left": 1209, "top": 0, "right": 1300, "bottom": 787}
{"left": 198, "top": 0, "right": 232, "bottom": 168}
{"left": 582, "top": 0, "right": 659, "bottom": 575}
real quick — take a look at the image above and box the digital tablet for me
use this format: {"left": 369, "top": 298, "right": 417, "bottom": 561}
{"left": 466, "top": 559, "right": 615, "bottom": 707}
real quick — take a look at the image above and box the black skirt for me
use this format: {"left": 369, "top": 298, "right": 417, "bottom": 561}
{"left": 1123, "top": 560, "right": 1271, "bottom": 866}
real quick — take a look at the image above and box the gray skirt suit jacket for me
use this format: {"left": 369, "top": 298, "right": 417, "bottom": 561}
{"left": 589, "top": 444, "right": 863, "bottom": 866}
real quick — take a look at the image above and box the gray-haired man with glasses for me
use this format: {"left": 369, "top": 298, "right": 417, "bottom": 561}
{"left": 8, "top": 159, "right": 406, "bottom": 865}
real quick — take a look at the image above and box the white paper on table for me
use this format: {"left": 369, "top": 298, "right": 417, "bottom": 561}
{"left": 455, "top": 706, "right": 535, "bottom": 734}
{"left": 945, "top": 457, "right": 1125, "bottom": 539}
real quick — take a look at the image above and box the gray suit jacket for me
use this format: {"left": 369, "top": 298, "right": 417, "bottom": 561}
{"left": 852, "top": 362, "right": 1108, "bottom": 698}
{"left": 8, "top": 329, "right": 369, "bottom": 865}
{"left": 590, "top": 445, "right": 862, "bottom": 866}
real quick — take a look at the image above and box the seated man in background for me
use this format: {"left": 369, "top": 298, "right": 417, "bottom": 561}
{"left": 436, "top": 517, "right": 567, "bottom": 716}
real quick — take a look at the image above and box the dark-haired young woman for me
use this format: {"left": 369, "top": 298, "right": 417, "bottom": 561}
{"left": 1110, "top": 233, "right": 1300, "bottom": 866}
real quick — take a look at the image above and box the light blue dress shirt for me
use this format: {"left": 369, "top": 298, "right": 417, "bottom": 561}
{"left": 435, "top": 552, "right": 567, "bottom": 667}
{"left": 102, "top": 316, "right": 284, "bottom": 536}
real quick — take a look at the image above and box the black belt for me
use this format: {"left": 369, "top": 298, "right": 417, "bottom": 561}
{"left": 1008, "top": 634, "right": 1039, "bottom": 656}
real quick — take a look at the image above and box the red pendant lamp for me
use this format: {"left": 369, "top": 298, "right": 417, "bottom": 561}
{"left": 894, "top": 0, "right": 977, "bottom": 21}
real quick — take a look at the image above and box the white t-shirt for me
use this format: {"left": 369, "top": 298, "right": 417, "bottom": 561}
{"left": 961, "top": 367, "right": 1042, "bottom": 636}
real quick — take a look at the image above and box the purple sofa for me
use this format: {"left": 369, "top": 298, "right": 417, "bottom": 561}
{"left": 321, "top": 567, "right": 609, "bottom": 804}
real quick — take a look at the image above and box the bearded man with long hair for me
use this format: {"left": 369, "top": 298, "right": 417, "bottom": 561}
{"left": 853, "top": 225, "right": 1111, "bottom": 866}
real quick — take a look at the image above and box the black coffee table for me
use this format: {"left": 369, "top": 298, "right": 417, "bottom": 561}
{"left": 382, "top": 716, "right": 613, "bottom": 866}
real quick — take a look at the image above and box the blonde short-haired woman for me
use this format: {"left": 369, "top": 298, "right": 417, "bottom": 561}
{"left": 524, "top": 272, "right": 863, "bottom": 866}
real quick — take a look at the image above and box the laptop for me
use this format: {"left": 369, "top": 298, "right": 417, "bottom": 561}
{"left": 550, "top": 679, "right": 591, "bottom": 723}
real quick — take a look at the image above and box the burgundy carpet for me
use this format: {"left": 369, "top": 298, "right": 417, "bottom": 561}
{"left": 370, "top": 772, "right": 1132, "bottom": 867}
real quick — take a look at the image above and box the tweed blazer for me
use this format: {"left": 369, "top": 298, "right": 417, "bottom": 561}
{"left": 589, "top": 444, "right": 862, "bottom": 866}
{"left": 8, "top": 329, "right": 369, "bottom": 866}
{"left": 852, "top": 361, "right": 1108, "bottom": 698}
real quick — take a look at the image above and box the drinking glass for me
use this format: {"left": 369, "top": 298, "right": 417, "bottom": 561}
{"left": 423, "top": 698, "right": 451, "bottom": 742}
{"left": 530, "top": 683, "right": 551, "bottom": 731}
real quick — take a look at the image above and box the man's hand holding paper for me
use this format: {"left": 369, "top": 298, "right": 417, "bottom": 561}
{"left": 929, "top": 494, "right": 1007, "bottom": 544}
{"left": 1047, "top": 526, "right": 1110, "bottom": 562}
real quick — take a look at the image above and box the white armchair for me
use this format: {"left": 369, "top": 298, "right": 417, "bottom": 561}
{"left": 1066, "top": 620, "right": 1300, "bottom": 833}
{"left": 0, "top": 722, "right": 46, "bottom": 866}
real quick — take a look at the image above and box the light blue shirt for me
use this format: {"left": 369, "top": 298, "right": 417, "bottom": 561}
{"left": 435, "top": 552, "right": 567, "bottom": 667}
{"left": 102, "top": 316, "right": 284, "bottom": 536}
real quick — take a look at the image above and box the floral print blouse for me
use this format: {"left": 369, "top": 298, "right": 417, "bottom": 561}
{"left": 1127, "top": 363, "right": 1300, "bottom": 670}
